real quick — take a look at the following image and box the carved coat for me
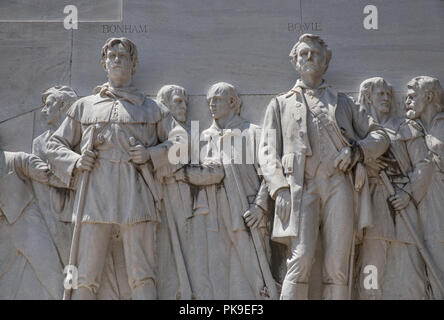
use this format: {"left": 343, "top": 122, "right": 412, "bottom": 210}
{"left": 195, "top": 115, "right": 272, "bottom": 299}
{"left": 259, "top": 81, "right": 389, "bottom": 244}
{"left": 47, "top": 85, "right": 167, "bottom": 224}
{"left": 364, "top": 118, "right": 432, "bottom": 243}
{"left": 416, "top": 112, "right": 444, "bottom": 242}
{"left": 0, "top": 151, "right": 63, "bottom": 299}
{"left": 150, "top": 112, "right": 225, "bottom": 299}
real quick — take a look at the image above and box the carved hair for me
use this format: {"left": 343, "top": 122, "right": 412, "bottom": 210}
{"left": 358, "top": 77, "right": 393, "bottom": 109}
{"left": 407, "top": 76, "right": 444, "bottom": 113}
{"left": 101, "top": 37, "right": 139, "bottom": 75}
{"left": 41, "top": 85, "right": 78, "bottom": 111}
{"left": 156, "top": 85, "right": 188, "bottom": 109}
{"left": 289, "top": 33, "right": 332, "bottom": 73}
{"left": 206, "top": 82, "right": 242, "bottom": 115}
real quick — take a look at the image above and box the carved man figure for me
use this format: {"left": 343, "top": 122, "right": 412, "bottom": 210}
{"left": 181, "top": 82, "right": 273, "bottom": 299}
{"left": 151, "top": 84, "right": 224, "bottom": 299}
{"left": 0, "top": 149, "right": 63, "bottom": 299}
{"left": 32, "top": 86, "right": 78, "bottom": 265}
{"left": 47, "top": 38, "right": 167, "bottom": 299}
{"left": 34, "top": 86, "right": 131, "bottom": 300}
{"left": 355, "top": 77, "right": 430, "bottom": 299}
{"left": 404, "top": 76, "right": 444, "bottom": 299}
{"left": 259, "top": 34, "right": 389, "bottom": 299}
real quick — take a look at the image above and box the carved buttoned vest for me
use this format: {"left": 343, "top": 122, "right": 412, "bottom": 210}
{"left": 304, "top": 90, "right": 339, "bottom": 179}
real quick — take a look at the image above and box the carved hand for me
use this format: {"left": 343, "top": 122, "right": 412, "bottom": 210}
{"left": 27, "top": 154, "right": 50, "bottom": 184}
{"left": 75, "top": 150, "right": 96, "bottom": 172}
{"left": 129, "top": 144, "right": 151, "bottom": 164}
{"left": 389, "top": 189, "right": 410, "bottom": 211}
{"left": 243, "top": 204, "right": 265, "bottom": 229}
{"left": 275, "top": 188, "right": 291, "bottom": 224}
{"left": 367, "top": 155, "right": 395, "bottom": 171}
{"left": 334, "top": 146, "right": 352, "bottom": 171}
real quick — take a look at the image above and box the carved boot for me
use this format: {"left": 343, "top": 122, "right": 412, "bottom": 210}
{"left": 280, "top": 280, "right": 309, "bottom": 300}
{"left": 322, "top": 284, "right": 349, "bottom": 300}
{"left": 71, "top": 286, "right": 97, "bottom": 300}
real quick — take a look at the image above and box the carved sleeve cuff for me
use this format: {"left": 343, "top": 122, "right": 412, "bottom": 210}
{"left": 357, "top": 129, "right": 390, "bottom": 164}
{"left": 149, "top": 142, "right": 171, "bottom": 171}
{"left": 270, "top": 184, "right": 290, "bottom": 200}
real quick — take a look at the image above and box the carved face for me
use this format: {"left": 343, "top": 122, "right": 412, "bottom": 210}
{"left": 104, "top": 43, "right": 132, "bottom": 84}
{"left": 207, "top": 93, "right": 233, "bottom": 120}
{"left": 405, "top": 88, "right": 426, "bottom": 119}
{"left": 41, "top": 93, "right": 63, "bottom": 125}
{"left": 295, "top": 41, "right": 326, "bottom": 77}
{"left": 371, "top": 83, "right": 391, "bottom": 114}
{"left": 169, "top": 92, "right": 187, "bottom": 123}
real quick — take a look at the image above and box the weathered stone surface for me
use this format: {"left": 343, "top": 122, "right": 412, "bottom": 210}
{"left": 70, "top": 0, "right": 302, "bottom": 96}
{"left": 0, "top": 112, "right": 34, "bottom": 153}
{"left": 0, "top": 0, "right": 121, "bottom": 21}
{"left": 1, "top": 1, "right": 444, "bottom": 301}
{"left": 300, "top": 0, "right": 444, "bottom": 93}
{"left": 0, "top": 23, "right": 70, "bottom": 122}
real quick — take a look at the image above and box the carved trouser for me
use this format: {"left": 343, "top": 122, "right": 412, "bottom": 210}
{"left": 356, "top": 239, "right": 428, "bottom": 300}
{"left": 281, "top": 168, "right": 354, "bottom": 300}
{"left": 424, "top": 240, "right": 444, "bottom": 300}
{"left": 73, "top": 221, "right": 157, "bottom": 300}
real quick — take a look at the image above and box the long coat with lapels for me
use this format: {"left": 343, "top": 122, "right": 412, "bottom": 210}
{"left": 259, "top": 81, "right": 390, "bottom": 245}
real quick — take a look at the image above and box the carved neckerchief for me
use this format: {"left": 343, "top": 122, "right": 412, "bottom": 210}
{"left": 93, "top": 82, "right": 145, "bottom": 106}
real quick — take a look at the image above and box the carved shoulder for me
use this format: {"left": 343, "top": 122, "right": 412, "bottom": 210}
{"left": 398, "top": 119, "right": 425, "bottom": 141}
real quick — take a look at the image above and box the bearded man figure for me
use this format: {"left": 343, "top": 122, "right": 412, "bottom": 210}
{"left": 355, "top": 77, "right": 430, "bottom": 299}
{"left": 404, "top": 76, "right": 444, "bottom": 299}
{"left": 259, "top": 34, "right": 389, "bottom": 300}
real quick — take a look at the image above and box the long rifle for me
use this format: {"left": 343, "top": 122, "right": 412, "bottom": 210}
{"left": 129, "top": 137, "right": 192, "bottom": 300}
{"left": 63, "top": 126, "right": 97, "bottom": 300}
{"left": 228, "top": 163, "right": 278, "bottom": 300}
{"left": 379, "top": 170, "right": 444, "bottom": 297}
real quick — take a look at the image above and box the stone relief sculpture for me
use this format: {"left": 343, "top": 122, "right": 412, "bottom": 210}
{"left": 179, "top": 82, "right": 276, "bottom": 299}
{"left": 0, "top": 150, "right": 64, "bottom": 299}
{"left": 258, "top": 34, "right": 390, "bottom": 300}
{"left": 404, "top": 76, "right": 444, "bottom": 299}
{"left": 32, "top": 86, "right": 78, "bottom": 268}
{"left": 34, "top": 85, "right": 133, "bottom": 300}
{"left": 1, "top": 34, "right": 444, "bottom": 300}
{"left": 46, "top": 37, "right": 167, "bottom": 300}
{"left": 153, "top": 84, "right": 225, "bottom": 299}
{"left": 354, "top": 77, "right": 430, "bottom": 299}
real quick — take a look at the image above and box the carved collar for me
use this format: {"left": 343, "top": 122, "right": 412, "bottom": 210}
{"left": 291, "top": 79, "right": 330, "bottom": 95}
{"left": 208, "top": 115, "right": 247, "bottom": 133}
{"left": 93, "top": 82, "right": 145, "bottom": 106}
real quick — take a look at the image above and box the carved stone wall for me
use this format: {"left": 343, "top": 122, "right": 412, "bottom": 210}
{"left": 1, "top": 0, "right": 444, "bottom": 300}
{"left": 2, "top": 0, "right": 444, "bottom": 151}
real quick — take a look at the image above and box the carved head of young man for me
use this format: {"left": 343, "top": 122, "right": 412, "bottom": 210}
{"left": 101, "top": 37, "right": 139, "bottom": 88}
{"left": 41, "top": 86, "right": 78, "bottom": 126}
{"left": 157, "top": 85, "right": 188, "bottom": 124}
{"left": 206, "top": 82, "right": 242, "bottom": 125}
{"left": 289, "top": 34, "right": 332, "bottom": 84}
{"left": 406, "top": 76, "right": 443, "bottom": 120}
{"left": 359, "top": 77, "right": 393, "bottom": 118}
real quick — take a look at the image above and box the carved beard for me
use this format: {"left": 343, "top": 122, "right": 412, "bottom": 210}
{"left": 406, "top": 109, "right": 417, "bottom": 119}
{"left": 297, "top": 63, "right": 323, "bottom": 75}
